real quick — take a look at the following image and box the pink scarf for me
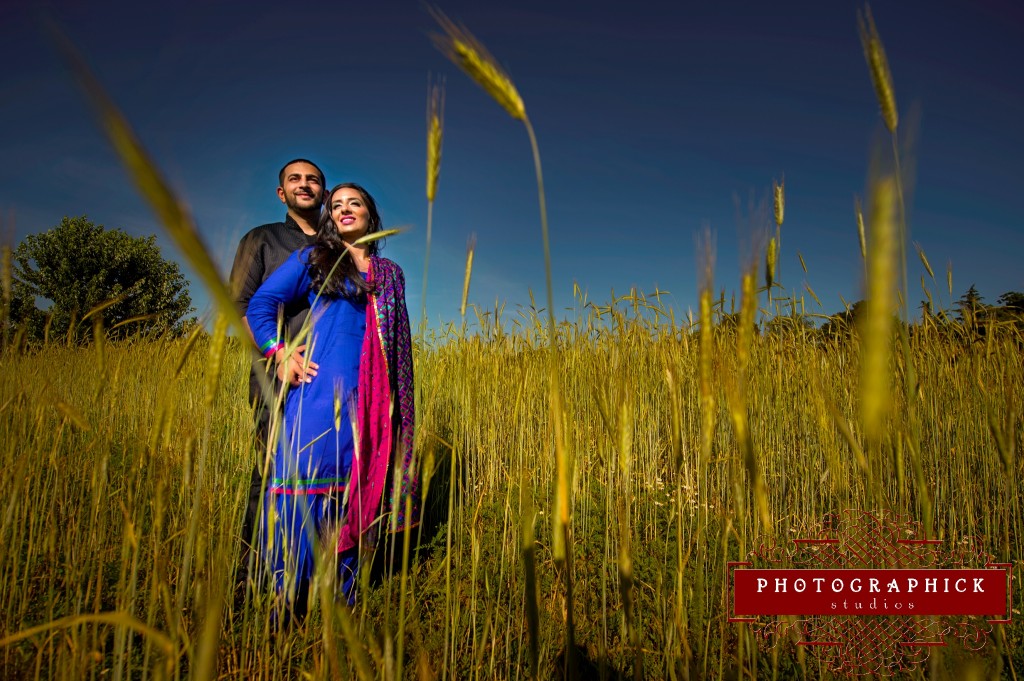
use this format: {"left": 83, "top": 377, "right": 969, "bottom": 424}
{"left": 337, "top": 257, "right": 416, "bottom": 552}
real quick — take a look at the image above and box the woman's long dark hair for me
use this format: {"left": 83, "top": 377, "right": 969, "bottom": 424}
{"left": 307, "top": 182, "right": 384, "bottom": 298}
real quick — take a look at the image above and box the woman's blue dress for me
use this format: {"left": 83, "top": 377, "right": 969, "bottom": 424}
{"left": 246, "top": 247, "right": 364, "bottom": 605}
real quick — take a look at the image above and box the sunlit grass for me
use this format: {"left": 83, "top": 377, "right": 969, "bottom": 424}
{"left": 1, "top": 304, "right": 1021, "bottom": 678}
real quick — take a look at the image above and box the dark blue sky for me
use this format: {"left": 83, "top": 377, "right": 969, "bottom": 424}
{"left": 2, "top": 0, "right": 1022, "bottom": 327}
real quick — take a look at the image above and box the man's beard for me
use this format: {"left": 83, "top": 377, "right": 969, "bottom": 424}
{"left": 286, "top": 192, "right": 320, "bottom": 216}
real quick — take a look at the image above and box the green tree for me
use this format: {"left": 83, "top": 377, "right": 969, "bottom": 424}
{"left": 955, "top": 284, "right": 985, "bottom": 326}
{"left": 992, "top": 291, "right": 1024, "bottom": 332}
{"left": 821, "top": 300, "right": 866, "bottom": 339}
{"left": 996, "top": 291, "right": 1024, "bottom": 311}
{"left": 12, "top": 216, "right": 192, "bottom": 342}
{"left": 953, "top": 284, "right": 992, "bottom": 340}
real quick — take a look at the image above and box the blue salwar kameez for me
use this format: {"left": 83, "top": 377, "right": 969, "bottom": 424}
{"left": 247, "top": 248, "right": 364, "bottom": 609}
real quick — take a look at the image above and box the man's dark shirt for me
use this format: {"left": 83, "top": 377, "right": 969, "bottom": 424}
{"left": 230, "top": 214, "right": 317, "bottom": 402}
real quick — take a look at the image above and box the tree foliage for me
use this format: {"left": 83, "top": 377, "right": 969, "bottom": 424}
{"left": 11, "top": 216, "right": 192, "bottom": 342}
{"left": 912, "top": 286, "right": 1024, "bottom": 341}
{"left": 821, "top": 299, "right": 867, "bottom": 339}
{"left": 989, "top": 290, "right": 1024, "bottom": 332}
{"left": 996, "top": 291, "right": 1024, "bottom": 311}
{"left": 955, "top": 284, "right": 984, "bottom": 327}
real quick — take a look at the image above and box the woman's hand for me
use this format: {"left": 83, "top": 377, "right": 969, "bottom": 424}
{"left": 275, "top": 344, "right": 319, "bottom": 386}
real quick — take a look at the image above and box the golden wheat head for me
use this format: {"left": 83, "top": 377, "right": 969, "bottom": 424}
{"left": 460, "top": 233, "right": 476, "bottom": 318}
{"left": 855, "top": 198, "right": 867, "bottom": 261}
{"left": 858, "top": 5, "right": 898, "bottom": 134}
{"left": 915, "top": 242, "right": 935, "bottom": 280}
{"left": 773, "top": 178, "right": 785, "bottom": 227}
{"left": 429, "top": 7, "right": 526, "bottom": 121}
{"left": 426, "top": 79, "right": 445, "bottom": 203}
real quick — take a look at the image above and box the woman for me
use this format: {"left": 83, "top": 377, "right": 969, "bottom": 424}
{"left": 246, "top": 182, "right": 416, "bottom": 613}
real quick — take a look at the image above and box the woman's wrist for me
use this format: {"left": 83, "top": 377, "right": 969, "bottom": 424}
{"left": 259, "top": 337, "right": 284, "bottom": 359}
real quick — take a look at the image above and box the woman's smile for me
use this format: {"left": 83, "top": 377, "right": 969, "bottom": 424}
{"left": 330, "top": 188, "right": 370, "bottom": 240}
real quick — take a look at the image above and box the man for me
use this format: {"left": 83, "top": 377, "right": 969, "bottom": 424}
{"left": 229, "top": 158, "right": 325, "bottom": 590}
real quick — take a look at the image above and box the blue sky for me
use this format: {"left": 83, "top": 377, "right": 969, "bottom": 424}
{"left": 1, "top": 0, "right": 1021, "bottom": 328}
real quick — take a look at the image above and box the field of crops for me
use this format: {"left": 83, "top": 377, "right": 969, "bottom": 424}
{"left": 1, "top": 302, "right": 1022, "bottom": 679}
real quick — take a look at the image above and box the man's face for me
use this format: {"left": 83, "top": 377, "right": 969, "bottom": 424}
{"left": 277, "top": 162, "right": 324, "bottom": 214}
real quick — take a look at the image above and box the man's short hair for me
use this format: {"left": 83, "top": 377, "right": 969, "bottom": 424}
{"left": 278, "top": 159, "right": 326, "bottom": 188}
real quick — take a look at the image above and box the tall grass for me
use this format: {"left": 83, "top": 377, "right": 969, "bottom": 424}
{"left": 2, "top": 300, "right": 1021, "bottom": 679}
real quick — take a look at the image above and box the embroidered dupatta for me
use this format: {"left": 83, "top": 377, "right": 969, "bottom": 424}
{"left": 337, "top": 256, "right": 417, "bottom": 552}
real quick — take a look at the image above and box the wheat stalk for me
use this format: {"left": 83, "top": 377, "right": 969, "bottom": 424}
{"left": 915, "top": 242, "right": 935, "bottom": 280}
{"left": 860, "top": 176, "right": 897, "bottom": 451}
{"left": 422, "top": 78, "right": 446, "bottom": 334}
{"left": 737, "top": 270, "right": 756, "bottom": 374}
{"left": 773, "top": 178, "right": 785, "bottom": 229}
{"left": 429, "top": 8, "right": 525, "bottom": 121}
{"left": 429, "top": 8, "right": 574, "bottom": 664}
{"left": 460, "top": 234, "right": 476, "bottom": 318}
{"left": 772, "top": 177, "right": 784, "bottom": 293}
{"left": 804, "top": 281, "right": 823, "bottom": 308}
{"left": 858, "top": 5, "right": 898, "bottom": 134}
{"left": 851, "top": 200, "right": 868, "bottom": 288}
{"left": 426, "top": 80, "right": 445, "bottom": 204}
{"left": 855, "top": 197, "right": 868, "bottom": 264}
{"left": 765, "top": 238, "right": 778, "bottom": 293}
{"left": 735, "top": 267, "right": 769, "bottom": 528}
{"left": 428, "top": 7, "right": 551, "bottom": 335}
{"left": 698, "top": 236, "right": 716, "bottom": 471}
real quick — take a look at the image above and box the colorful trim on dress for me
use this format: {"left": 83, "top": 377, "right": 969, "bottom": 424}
{"left": 372, "top": 289, "right": 390, "bottom": 380}
{"left": 260, "top": 337, "right": 284, "bottom": 358}
{"left": 269, "top": 476, "right": 347, "bottom": 495}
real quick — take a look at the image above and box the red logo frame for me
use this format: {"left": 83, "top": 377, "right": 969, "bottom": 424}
{"left": 727, "top": 511, "right": 1013, "bottom": 675}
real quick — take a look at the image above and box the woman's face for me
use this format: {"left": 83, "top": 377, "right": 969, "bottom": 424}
{"left": 330, "top": 187, "right": 371, "bottom": 242}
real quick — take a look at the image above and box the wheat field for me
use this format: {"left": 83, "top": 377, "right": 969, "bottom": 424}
{"left": 0, "top": 301, "right": 1021, "bottom": 679}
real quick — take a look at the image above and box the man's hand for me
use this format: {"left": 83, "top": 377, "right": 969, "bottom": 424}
{"left": 275, "top": 345, "right": 319, "bottom": 387}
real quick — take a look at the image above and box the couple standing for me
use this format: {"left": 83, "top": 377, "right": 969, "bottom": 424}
{"left": 229, "top": 159, "right": 417, "bottom": 616}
